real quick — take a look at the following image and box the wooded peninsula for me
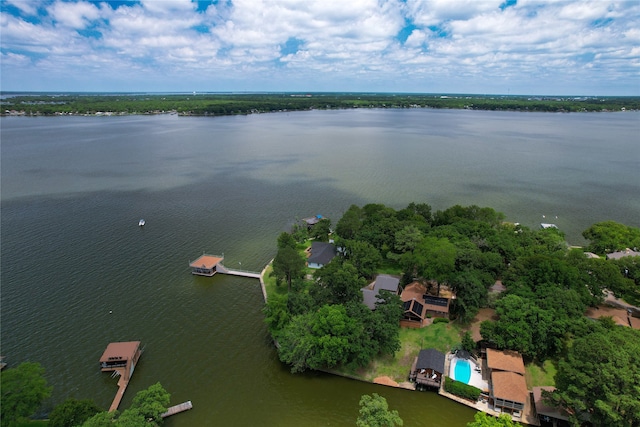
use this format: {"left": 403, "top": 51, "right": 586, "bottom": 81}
{"left": 2, "top": 93, "right": 639, "bottom": 116}
{"left": 264, "top": 203, "right": 640, "bottom": 427}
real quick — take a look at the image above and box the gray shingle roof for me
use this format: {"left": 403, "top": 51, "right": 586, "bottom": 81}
{"left": 416, "top": 348, "right": 445, "bottom": 373}
{"left": 308, "top": 241, "right": 337, "bottom": 266}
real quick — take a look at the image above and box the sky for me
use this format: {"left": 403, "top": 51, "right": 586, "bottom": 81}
{"left": 1, "top": 0, "right": 639, "bottom": 95}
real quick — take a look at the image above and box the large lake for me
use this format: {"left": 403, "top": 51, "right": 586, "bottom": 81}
{"left": 1, "top": 109, "right": 638, "bottom": 426}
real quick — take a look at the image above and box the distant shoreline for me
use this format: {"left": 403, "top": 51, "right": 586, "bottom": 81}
{"left": 2, "top": 93, "right": 638, "bottom": 117}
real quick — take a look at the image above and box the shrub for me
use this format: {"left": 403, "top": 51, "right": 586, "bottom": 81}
{"left": 433, "top": 317, "right": 449, "bottom": 324}
{"left": 444, "top": 377, "right": 481, "bottom": 401}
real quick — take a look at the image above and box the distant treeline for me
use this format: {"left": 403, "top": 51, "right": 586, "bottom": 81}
{"left": 2, "top": 93, "right": 639, "bottom": 116}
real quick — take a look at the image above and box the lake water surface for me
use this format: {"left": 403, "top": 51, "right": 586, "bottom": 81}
{"left": 1, "top": 109, "right": 638, "bottom": 426}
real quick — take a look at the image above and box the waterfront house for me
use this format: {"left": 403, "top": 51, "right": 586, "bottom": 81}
{"left": 400, "top": 282, "right": 428, "bottom": 327}
{"left": 99, "top": 341, "right": 142, "bottom": 381}
{"left": 410, "top": 348, "right": 445, "bottom": 388}
{"left": 485, "top": 348, "right": 528, "bottom": 416}
{"left": 533, "top": 386, "right": 570, "bottom": 425}
{"left": 490, "top": 371, "right": 528, "bottom": 416}
{"left": 189, "top": 254, "right": 224, "bottom": 276}
{"left": 307, "top": 241, "right": 337, "bottom": 269}
{"left": 361, "top": 274, "right": 400, "bottom": 310}
{"left": 399, "top": 281, "right": 454, "bottom": 327}
{"left": 606, "top": 248, "right": 640, "bottom": 260}
{"left": 485, "top": 348, "right": 526, "bottom": 376}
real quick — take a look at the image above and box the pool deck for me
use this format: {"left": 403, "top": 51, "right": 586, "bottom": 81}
{"left": 441, "top": 353, "right": 539, "bottom": 426}
{"left": 449, "top": 356, "right": 488, "bottom": 391}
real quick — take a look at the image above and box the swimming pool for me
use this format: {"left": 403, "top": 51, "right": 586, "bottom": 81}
{"left": 453, "top": 359, "right": 472, "bottom": 384}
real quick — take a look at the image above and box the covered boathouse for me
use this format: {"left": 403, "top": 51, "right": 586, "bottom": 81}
{"left": 189, "top": 254, "right": 224, "bottom": 276}
{"left": 99, "top": 341, "right": 142, "bottom": 411}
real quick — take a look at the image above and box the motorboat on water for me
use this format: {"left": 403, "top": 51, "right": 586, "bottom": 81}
{"left": 138, "top": 219, "right": 145, "bottom": 227}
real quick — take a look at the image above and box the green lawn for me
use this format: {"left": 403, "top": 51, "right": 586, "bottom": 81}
{"left": 525, "top": 359, "right": 557, "bottom": 387}
{"left": 348, "top": 322, "right": 463, "bottom": 383}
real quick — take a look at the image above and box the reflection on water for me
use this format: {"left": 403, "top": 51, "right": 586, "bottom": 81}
{"left": 1, "top": 110, "right": 638, "bottom": 426}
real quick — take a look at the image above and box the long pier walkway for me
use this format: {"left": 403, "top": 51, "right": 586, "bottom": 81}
{"left": 109, "top": 369, "right": 128, "bottom": 412}
{"left": 161, "top": 401, "right": 193, "bottom": 418}
{"left": 216, "top": 263, "right": 261, "bottom": 279}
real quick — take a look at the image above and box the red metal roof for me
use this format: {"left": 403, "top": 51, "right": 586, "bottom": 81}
{"left": 99, "top": 341, "right": 141, "bottom": 363}
{"left": 189, "top": 255, "right": 223, "bottom": 269}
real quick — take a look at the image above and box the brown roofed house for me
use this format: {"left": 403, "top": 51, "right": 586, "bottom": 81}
{"left": 533, "top": 386, "right": 570, "bottom": 424}
{"left": 400, "top": 282, "right": 428, "bottom": 327}
{"left": 490, "top": 370, "right": 528, "bottom": 415}
{"left": 486, "top": 348, "right": 526, "bottom": 375}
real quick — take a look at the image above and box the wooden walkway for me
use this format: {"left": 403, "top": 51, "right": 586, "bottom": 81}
{"left": 109, "top": 369, "right": 128, "bottom": 412}
{"left": 216, "top": 263, "right": 261, "bottom": 279}
{"left": 161, "top": 401, "right": 193, "bottom": 418}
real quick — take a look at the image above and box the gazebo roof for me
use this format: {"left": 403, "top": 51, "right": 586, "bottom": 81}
{"left": 415, "top": 348, "right": 445, "bottom": 373}
{"left": 189, "top": 255, "right": 223, "bottom": 269}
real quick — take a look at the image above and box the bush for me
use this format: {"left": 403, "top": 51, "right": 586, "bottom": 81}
{"left": 444, "top": 377, "right": 481, "bottom": 401}
{"left": 433, "top": 317, "right": 449, "bottom": 324}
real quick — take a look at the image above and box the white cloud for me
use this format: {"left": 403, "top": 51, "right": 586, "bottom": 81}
{"left": 47, "top": 0, "right": 101, "bottom": 29}
{"left": 0, "top": 0, "right": 638, "bottom": 94}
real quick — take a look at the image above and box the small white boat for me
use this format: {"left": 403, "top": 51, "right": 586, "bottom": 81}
{"left": 138, "top": 219, "right": 145, "bottom": 226}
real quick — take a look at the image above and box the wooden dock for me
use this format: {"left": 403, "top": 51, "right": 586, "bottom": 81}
{"left": 109, "top": 369, "right": 128, "bottom": 412}
{"left": 161, "top": 401, "right": 193, "bottom": 418}
{"left": 215, "top": 263, "right": 261, "bottom": 279}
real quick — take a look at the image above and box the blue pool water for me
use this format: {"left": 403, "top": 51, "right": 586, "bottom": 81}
{"left": 454, "top": 359, "right": 472, "bottom": 384}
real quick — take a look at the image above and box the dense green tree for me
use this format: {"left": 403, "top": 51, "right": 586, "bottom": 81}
{"left": 393, "top": 225, "right": 424, "bottom": 253}
{"left": 356, "top": 393, "right": 403, "bottom": 427}
{"left": 433, "top": 205, "right": 504, "bottom": 227}
{"left": 272, "top": 246, "right": 306, "bottom": 291}
{"left": 467, "top": 412, "right": 520, "bottom": 427}
{"left": 81, "top": 383, "right": 169, "bottom": 427}
{"left": 82, "top": 411, "right": 116, "bottom": 427}
{"left": 310, "top": 218, "right": 332, "bottom": 241}
{"left": 403, "top": 236, "right": 456, "bottom": 292}
{"left": 480, "top": 294, "right": 564, "bottom": 360}
{"left": 449, "top": 270, "right": 491, "bottom": 323}
{"left": 611, "top": 256, "right": 640, "bottom": 305}
{"left": 0, "top": 362, "right": 52, "bottom": 427}
{"left": 551, "top": 324, "right": 640, "bottom": 427}
{"left": 278, "top": 304, "right": 359, "bottom": 373}
{"left": 129, "top": 382, "right": 170, "bottom": 424}
{"left": 370, "top": 292, "right": 403, "bottom": 355}
{"left": 461, "top": 331, "right": 476, "bottom": 354}
{"left": 341, "top": 240, "right": 382, "bottom": 279}
{"left": 313, "top": 260, "right": 366, "bottom": 305}
{"left": 582, "top": 220, "right": 640, "bottom": 255}
{"left": 335, "top": 204, "right": 363, "bottom": 240}
{"left": 277, "top": 231, "right": 297, "bottom": 249}
{"left": 263, "top": 295, "right": 290, "bottom": 338}
{"left": 396, "top": 202, "right": 432, "bottom": 225}
{"left": 49, "top": 398, "right": 102, "bottom": 427}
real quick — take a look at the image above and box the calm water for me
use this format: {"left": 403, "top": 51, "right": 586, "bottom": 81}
{"left": 1, "top": 109, "right": 638, "bottom": 426}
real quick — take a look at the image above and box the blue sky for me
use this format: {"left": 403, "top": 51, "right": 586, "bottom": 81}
{"left": 1, "top": 0, "right": 638, "bottom": 95}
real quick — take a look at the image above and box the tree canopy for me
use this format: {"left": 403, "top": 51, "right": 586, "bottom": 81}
{"left": 0, "top": 362, "right": 52, "bottom": 427}
{"left": 356, "top": 393, "right": 403, "bottom": 427}
{"left": 49, "top": 398, "right": 102, "bottom": 427}
{"left": 551, "top": 323, "right": 640, "bottom": 427}
{"left": 81, "top": 382, "right": 170, "bottom": 427}
{"left": 582, "top": 220, "right": 640, "bottom": 255}
{"left": 467, "top": 412, "right": 520, "bottom": 427}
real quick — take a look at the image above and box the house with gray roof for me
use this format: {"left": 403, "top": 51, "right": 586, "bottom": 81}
{"left": 361, "top": 274, "right": 400, "bottom": 309}
{"left": 307, "top": 241, "right": 337, "bottom": 269}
